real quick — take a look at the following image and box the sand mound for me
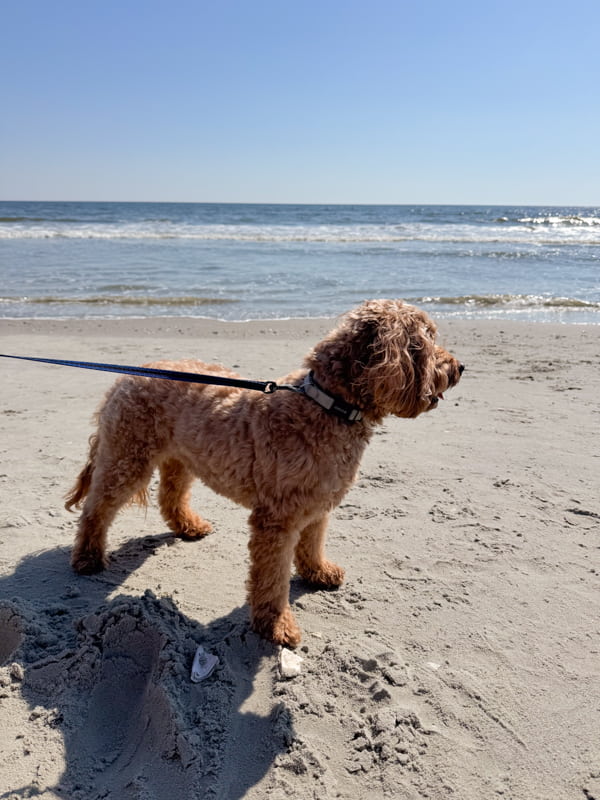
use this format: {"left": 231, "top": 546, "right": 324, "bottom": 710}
{"left": 1, "top": 592, "right": 294, "bottom": 799}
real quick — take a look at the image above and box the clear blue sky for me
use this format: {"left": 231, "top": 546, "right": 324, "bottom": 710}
{"left": 2, "top": 0, "right": 599, "bottom": 204}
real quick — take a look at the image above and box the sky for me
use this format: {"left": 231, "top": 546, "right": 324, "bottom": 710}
{"left": 2, "top": 0, "right": 599, "bottom": 205}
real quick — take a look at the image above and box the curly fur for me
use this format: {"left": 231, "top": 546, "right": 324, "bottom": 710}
{"left": 66, "top": 299, "right": 463, "bottom": 646}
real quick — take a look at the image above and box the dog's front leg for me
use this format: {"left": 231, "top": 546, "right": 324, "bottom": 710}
{"left": 247, "top": 508, "right": 301, "bottom": 647}
{"left": 294, "top": 514, "right": 345, "bottom": 588}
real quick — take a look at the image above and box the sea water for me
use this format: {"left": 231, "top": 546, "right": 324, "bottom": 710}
{"left": 1, "top": 201, "right": 598, "bottom": 323}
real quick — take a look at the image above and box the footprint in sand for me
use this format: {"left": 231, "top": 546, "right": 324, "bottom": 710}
{"left": 0, "top": 604, "right": 22, "bottom": 665}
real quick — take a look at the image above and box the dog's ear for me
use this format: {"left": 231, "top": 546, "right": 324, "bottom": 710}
{"left": 360, "top": 310, "right": 437, "bottom": 418}
{"left": 304, "top": 300, "right": 438, "bottom": 420}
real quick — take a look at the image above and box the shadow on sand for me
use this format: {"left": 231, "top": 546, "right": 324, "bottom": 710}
{"left": 0, "top": 535, "right": 305, "bottom": 799}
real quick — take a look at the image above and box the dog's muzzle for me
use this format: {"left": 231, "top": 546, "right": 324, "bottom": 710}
{"left": 430, "top": 363, "right": 464, "bottom": 408}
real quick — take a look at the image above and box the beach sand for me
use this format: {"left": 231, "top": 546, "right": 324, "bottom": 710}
{"left": 0, "top": 315, "right": 598, "bottom": 799}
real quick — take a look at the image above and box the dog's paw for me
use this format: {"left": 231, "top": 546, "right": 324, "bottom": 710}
{"left": 71, "top": 547, "right": 108, "bottom": 574}
{"left": 272, "top": 608, "right": 302, "bottom": 648}
{"left": 298, "top": 560, "right": 346, "bottom": 589}
{"left": 170, "top": 517, "right": 213, "bottom": 539}
{"left": 252, "top": 606, "right": 302, "bottom": 648}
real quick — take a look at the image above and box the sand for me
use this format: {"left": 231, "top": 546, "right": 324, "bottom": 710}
{"left": 0, "top": 315, "right": 598, "bottom": 800}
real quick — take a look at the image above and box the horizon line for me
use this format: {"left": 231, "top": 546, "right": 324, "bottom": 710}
{"left": 2, "top": 199, "right": 599, "bottom": 207}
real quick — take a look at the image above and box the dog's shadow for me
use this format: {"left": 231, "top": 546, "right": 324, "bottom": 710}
{"left": 0, "top": 535, "right": 306, "bottom": 800}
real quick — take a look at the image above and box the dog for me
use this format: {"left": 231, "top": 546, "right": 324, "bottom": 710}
{"left": 66, "top": 299, "right": 463, "bottom": 646}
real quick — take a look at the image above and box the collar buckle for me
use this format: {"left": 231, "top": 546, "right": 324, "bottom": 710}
{"left": 300, "top": 372, "right": 363, "bottom": 423}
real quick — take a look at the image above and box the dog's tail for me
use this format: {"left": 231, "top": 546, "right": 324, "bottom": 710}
{"left": 65, "top": 434, "right": 99, "bottom": 511}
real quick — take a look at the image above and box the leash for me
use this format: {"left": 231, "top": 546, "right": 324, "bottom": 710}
{"left": 0, "top": 353, "right": 294, "bottom": 394}
{"left": 0, "top": 354, "right": 363, "bottom": 422}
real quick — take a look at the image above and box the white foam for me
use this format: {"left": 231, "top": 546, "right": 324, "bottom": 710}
{"left": 2, "top": 219, "right": 600, "bottom": 246}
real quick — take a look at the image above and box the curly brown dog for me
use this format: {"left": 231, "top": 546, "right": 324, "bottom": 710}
{"left": 66, "top": 299, "right": 463, "bottom": 646}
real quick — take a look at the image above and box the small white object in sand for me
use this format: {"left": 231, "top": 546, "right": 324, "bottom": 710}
{"left": 279, "top": 648, "right": 303, "bottom": 678}
{"left": 191, "top": 645, "right": 219, "bottom": 682}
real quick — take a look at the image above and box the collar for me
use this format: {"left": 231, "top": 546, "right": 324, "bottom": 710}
{"left": 299, "top": 371, "right": 363, "bottom": 423}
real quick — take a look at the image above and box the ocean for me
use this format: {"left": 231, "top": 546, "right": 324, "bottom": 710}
{"left": 1, "top": 201, "right": 599, "bottom": 323}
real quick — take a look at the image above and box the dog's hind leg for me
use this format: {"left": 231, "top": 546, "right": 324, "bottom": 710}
{"left": 71, "top": 452, "right": 154, "bottom": 575}
{"left": 158, "top": 458, "right": 212, "bottom": 539}
{"left": 294, "top": 514, "right": 345, "bottom": 588}
{"left": 247, "top": 508, "right": 302, "bottom": 647}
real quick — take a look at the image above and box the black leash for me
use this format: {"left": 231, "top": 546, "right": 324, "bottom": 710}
{"left": 0, "top": 353, "right": 296, "bottom": 395}
{"left": 0, "top": 354, "right": 364, "bottom": 422}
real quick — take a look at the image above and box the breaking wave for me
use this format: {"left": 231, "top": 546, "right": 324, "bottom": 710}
{"left": 417, "top": 294, "right": 600, "bottom": 310}
{"left": 2, "top": 220, "right": 600, "bottom": 246}
{"left": 0, "top": 296, "right": 238, "bottom": 307}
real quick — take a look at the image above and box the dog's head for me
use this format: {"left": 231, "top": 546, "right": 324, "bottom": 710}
{"left": 304, "top": 299, "right": 463, "bottom": 423}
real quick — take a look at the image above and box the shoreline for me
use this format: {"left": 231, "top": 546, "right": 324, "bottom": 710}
{"left": 1, "top": 313, "right": 598, "bottom": 337}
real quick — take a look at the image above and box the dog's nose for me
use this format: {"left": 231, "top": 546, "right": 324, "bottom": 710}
{"left": 459, "top": 364, "right": 465, "bottom": 375}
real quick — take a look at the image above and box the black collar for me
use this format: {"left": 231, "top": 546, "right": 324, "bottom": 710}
{"left": 299, "top": 371, "right": 363, "bottom": 423}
